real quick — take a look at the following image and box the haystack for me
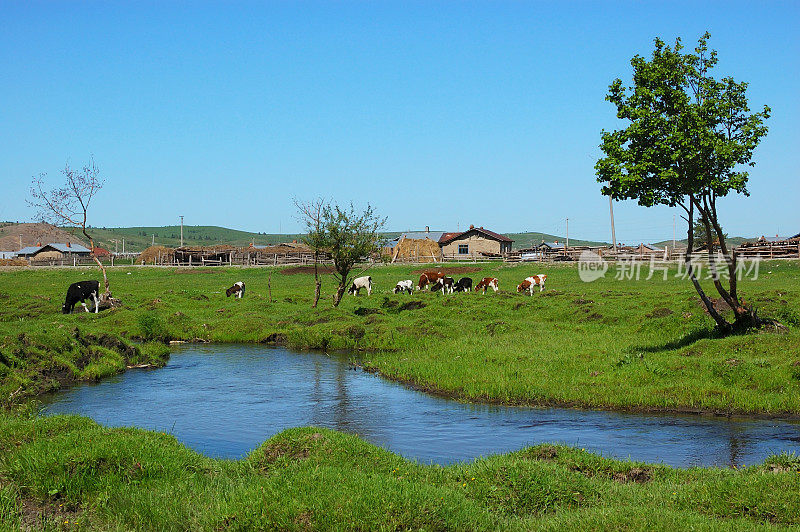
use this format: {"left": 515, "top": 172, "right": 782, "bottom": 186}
{"left": 391, "top": 237, "right": 441, "bottom": 262}
{"left": 138, "top": 246, "right": 175, "bottom": 265}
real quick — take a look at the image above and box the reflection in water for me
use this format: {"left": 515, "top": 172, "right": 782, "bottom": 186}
{"left": 39, "top": 344, "right": 800, "bottom": 467}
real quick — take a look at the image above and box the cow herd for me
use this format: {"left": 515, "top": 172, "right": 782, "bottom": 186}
{"left": 384, "top": 270, "right": 547, "bottom": 296}
{"left": 60, "top": 270, "right": 548, "bottom": 313}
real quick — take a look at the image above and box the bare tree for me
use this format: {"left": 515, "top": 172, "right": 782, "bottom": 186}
{"left": 294, "top": 197, "right": 328, "bottom": 308}
{"left": 29, "top": 158, "right": 113, "bottom": 300}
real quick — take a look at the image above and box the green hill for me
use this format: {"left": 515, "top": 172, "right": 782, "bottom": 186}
{"left": 85, "top": 226, "right": 304, "bottom": 252}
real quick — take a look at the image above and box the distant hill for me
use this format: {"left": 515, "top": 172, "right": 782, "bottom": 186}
{"left": 3, "top": 222, "right": 762, "bottom": 254}
{"left": 653, "top": 236, "right": 753, "bottom": 249}
{"left": 83, "top": 226, "right": 308, "bottom": 252}
{"left": 0, "top": 222, "right": 87, "bottom": 251}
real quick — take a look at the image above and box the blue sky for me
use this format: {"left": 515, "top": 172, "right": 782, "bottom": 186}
{"left": 1, "top": 1, "right": 797, "bottom": 243}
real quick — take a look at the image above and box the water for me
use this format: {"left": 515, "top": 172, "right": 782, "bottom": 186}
{"left": 39, "top": 344, "right": 800, "bottom": 467}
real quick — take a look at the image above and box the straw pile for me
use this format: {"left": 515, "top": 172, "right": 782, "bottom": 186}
{"left": 391, "top": 237, "right": 441, "bottom": 262}
{"left": 0, "top": 258, "right": 27, "bottom": 267}
{"left": 138, "top": 246, "right": 175, "bottom": 265}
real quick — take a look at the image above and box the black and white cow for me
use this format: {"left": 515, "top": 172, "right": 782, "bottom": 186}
{"left": 454, "top": 277, "right": 473, "bottom": 292}
{"left": 394, "top": 280, "right": 413, "bottom": 294}
{"left": 62, "top": 280, "right": 100, "bottom": 314}
{"left": 431, "top": 276, "right": 455, "bottom": 294}
{"left": 348, "top": 276, "right": 372, "bottom": 296}
{"left": 226, "top": 281, "right": 246, "bottom": 298}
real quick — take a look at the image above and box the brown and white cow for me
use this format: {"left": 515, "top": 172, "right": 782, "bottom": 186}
{"left": 474, "top": 277, "right": 499, "bottom": 293}
{"left": 517, "top": 274, "right": 547, "bottom": 295}
{"left": 417, "top": 270, "right": 444, "bottom": 291}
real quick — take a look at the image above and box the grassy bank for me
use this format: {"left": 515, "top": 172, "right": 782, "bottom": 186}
{"left": 1, "top": 414, "right": 799, "bottom": 530}
{"left": 1, "top": 262, "right": 799, "bottom": 415}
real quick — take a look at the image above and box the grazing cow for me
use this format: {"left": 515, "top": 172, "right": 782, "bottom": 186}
{"left": 62, "top": 280, "right": 100, "bottom": 314}
{"left": 517, "top": 275, "right": 547, "bottom": 295}
{"left": 431, "top": 276, "right": 455, "bottom": 294}
{"left": 394, "top": 280, "right": 413, "bottom": 294}
{"left": 348, "top": 276, "right": 372, "bottom": 296}
{"left": 454, "top": 277, "right": 473, "bottom": 293}
{"left": 226, "top": 281, "right": 246, "bottom": 298}
{"left": 474, "top": 277, "right": 499, "bottom": 294}
{"left": 417, "top": 271, "right": 444, "bottom": 291}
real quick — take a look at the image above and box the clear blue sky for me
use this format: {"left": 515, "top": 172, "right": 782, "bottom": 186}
{"left": 2, "top": 1, "right": 797, "bottom": 243}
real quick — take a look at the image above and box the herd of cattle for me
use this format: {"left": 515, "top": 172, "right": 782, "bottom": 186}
{"left": 61, "top": 271, "right": 547, "bottom": 313}
{"left": 349, "top": 270, "right": 547, "bottom": 296}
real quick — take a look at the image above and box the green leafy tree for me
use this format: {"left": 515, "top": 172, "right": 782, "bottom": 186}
{"left": 596, "top": 33, "right": 770, "bottom": 332}
{"left": 321, "top": 203, "right": 386, "bottom": 307}
{"left": 692, "top": 220, "right": 727, "bottom": 249}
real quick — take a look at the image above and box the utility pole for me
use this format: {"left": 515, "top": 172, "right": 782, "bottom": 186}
{"left": 122, "top": 238, "right": 125, "bottom": 254}
{"left": 152, "top": 234, "right": 155, "bottom": 246}
{"left": 609, "top": 196, "right": 617, "bottom": 253}
{"left": 180, "top": 215, "right": 184, "bottom": 247}
{"left": 19, "top": 235, "right": 22, "bottom": 251}
{"left": 672, "top": 214, "right": 676, "bottom": 253}
{"left": 566, "top": 218, "right": 569, "bottom": 249}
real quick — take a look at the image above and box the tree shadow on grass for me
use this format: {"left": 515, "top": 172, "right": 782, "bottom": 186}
{"left": 633, "top": 327, "right": 720, "bottom": 353}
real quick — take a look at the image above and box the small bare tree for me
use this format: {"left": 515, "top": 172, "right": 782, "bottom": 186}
{"left": 29, "top": 158, "right": 113, "bottom": 301}
{"left": 294, "top": 197, "right": 328, "bottom": 308}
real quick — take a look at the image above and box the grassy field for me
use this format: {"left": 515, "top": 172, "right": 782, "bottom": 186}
{"left": 1, "top": 262, "right": 799, "bottom": 529}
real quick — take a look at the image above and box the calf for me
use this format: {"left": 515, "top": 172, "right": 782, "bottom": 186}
{"left": 417, "top": 271, "right": 444, "bottom": 291}
{"left": 517, "top": 274, "right": 547, "bottom": 295}
{"left": 348, "top": 275, "right": 372, "bottom": 296}
{"left": 431, "top": 276, "right": 455, "bottom": 294}
{"left": 474, "top": 277, "right": 499, "bottom": 294}
{"left": 62, "top": 280, "right": 100, "bottom": 314}
{"left": 226, "top": 281, "right": 246, "bottom": 298}
{"left": 454, "top": 277, "right": 473, "bottom": 292}
{"left": 394, "top": 279, "right": 413, "bottom": 294}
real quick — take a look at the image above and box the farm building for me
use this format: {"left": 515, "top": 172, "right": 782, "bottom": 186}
{"left": 736, "top": 234, "right": 800, "bottom": 259}
{"left": 16, "top": 242, "right": 92, "bottom": 261}
{"left": 439, "top": 226, "right": 513, "bottom": 258}
{"left": 92, "top": 247, "right": 111, "bottom": 258}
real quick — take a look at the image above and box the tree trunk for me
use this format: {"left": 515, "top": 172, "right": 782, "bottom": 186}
{"left": 703, "top": 197, "right": 759, "bottom": 329}
{"left": 85, "top": 233, "right": 111, "bottom": 298}
{"left": 312, "top": 253, "right": 321, "bottom": 308}
{"left": 333, "top": 284, "right": 346, "bottom": 307}
{"left": 685, "top": 200, "right": 732, "bottom": 333}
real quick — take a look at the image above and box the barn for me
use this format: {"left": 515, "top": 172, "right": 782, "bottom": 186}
{"left": 16, "top": 242, "right": 92, "bottom": 261}
{"left": 439, "top": 226, "right": 513, "bottom": 258}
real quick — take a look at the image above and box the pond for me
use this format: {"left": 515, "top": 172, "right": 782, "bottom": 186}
{"left": 40, "top": 344, "right": 800, "bottom": 467}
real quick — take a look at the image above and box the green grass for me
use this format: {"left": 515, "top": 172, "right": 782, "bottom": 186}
{"left": 1, "top": 262, "right": 799, "bottom": 528}
{"left": 0, "top": 415, "right": 798, "bottom": 530}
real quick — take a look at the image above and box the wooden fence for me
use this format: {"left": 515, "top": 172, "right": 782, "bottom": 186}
{"left": 17, "top": 242, "right": 799, "bottom": 268}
